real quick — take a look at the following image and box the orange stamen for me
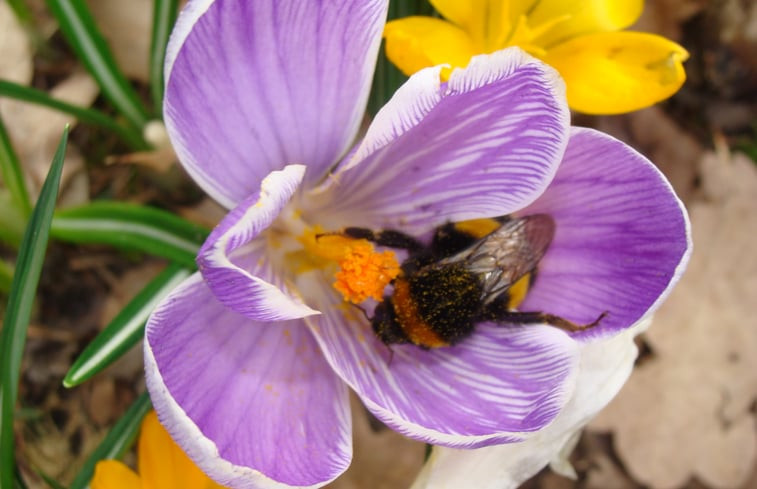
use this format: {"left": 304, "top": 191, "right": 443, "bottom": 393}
{"left": 297, "top": 226, "right": 401, "bottom": 304}
{"left": 333, "top": 241, "right": 400, "bottom": 304}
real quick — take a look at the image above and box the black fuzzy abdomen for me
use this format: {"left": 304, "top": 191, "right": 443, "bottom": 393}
{"left": 407, "top": 264, "right": 483, "bottom": 345}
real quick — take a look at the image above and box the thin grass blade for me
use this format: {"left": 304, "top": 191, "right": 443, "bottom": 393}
{"left": 45, "top": 0, "right": 149, "bottom": 130}
{"left": 36, "top": 471, "right": 66, "bottom": 489}
{"left": 64, "top": 263, "right": 191, "bottom": 387}
{"left": 14, "top": 468, "right": 29, "bottom": 489}
{"left": 6, "top": 0, "right": 33, "bottom": 26}
{"left": 0, "top": 127, "right": 68, "bottom": 489}
{"left": 69, "top": 392, "right": 151, "bottom": 489}
{"left": 50, "top": 201, "right": 209, "bottom": 267}
{"left": 0, "top": 80, "right": 147, "bottom": 149}
{"left": 149, "top": 0, "right": 179, "bottom": 112}
{"left": 0, "top": 259, "right": 13, "bottom": 294}
{"left": 0, "top": 191, "right": 26, "bottom": 248}
{"left": 0, "top": 115, "right": 32, "bottom": 217}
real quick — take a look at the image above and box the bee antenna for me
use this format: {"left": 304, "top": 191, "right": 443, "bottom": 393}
{"left": 348, "top": 302, "right": 371, "bottom": 322}
{"left": 385, "top": 344, "right": 395, "bottom": 366}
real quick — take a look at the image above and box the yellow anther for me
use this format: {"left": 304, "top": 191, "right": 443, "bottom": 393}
{"left": 296, "top": 226, "right": 400, "bottom": 304}
{"left": 333, "top": 241, "right": 400, "bottom": 304}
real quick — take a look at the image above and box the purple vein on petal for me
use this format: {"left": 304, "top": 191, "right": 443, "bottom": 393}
{"left": 309, "top": 48, "right": 569, "bottom": 235}
{"left": 145, "top": 273, "right": 352, "bottom": 488}
{"left": 197, "top": 165, "right": 319, "bottom": 321}
{"left": 164, "top": 0, "right": 388, "bottom": 208}
{"left": 520, "top": 127, "right": 692, "bottom": 340}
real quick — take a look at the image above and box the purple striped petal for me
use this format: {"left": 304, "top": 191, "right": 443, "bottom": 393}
{"left": 520, "top": 127, "right": 691, "bottom": 341}
{"left": 145, "top": 273, "right": 352, "bottom": 489}
{"left": 164, "top": 0, "right": 388, "bottom": 208}
{"left": 303, "top": 275, "right": 579, "bottom": 448}
{"left": 307, "top": 48, "right": 569, "bottom": 235}
{"left": 411, "top": 319, "right": 648, "bottom": 489}
{"left": 198, "top": 165, "right": 319, "bottom": 321}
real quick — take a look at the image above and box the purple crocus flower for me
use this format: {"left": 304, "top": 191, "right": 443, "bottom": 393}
{"left": 144, "top": 1, "right": 691, "bottom": 488}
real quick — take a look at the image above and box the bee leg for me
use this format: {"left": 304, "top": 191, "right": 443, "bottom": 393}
{"left": 343, "top": 227, "right": 425, "bottom": 252}
{"left": 349, "top": 302, "right": 371, "bottom": 322}
{"left": 493, "top": 310, "right": 608, "bottom": 332}
{"left": 375, "top": 342, "right": 396, "bottom": 366}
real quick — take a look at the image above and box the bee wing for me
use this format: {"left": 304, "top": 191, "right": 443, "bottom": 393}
{"left": 442, "top": 214, "right": 555, "bottom": 303}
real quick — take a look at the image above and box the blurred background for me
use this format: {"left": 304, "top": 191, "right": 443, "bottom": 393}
{"left": 0, "top": 0, "right": 754, "bottom": 488}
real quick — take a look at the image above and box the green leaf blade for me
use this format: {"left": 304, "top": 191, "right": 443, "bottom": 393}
{"left": 0, "top": 115, "right": 32, "bottom": 217}
{"left": 0, "top": 259, "right": 14, "bottom": 294}
{"left": 149, "top": 0, "right": 179, "bottom": 112}
{"left": 367, "top": 0, "right": 437, "bottom": 115}
{"left": 51, "top": 201, "right": 209, "bottom": 267}
{"left": 64, "top": 263, "right": 191, "bottom": 387}
{"left": 6, "top": 0, "right": 33, "bottom": 26}
{"left": 0, "top": 127, "right": 69, "bottom": 489}
{"left": 0, "top": 79, "right": 147, "bottom": 149}
{"left": 45, "top": 0, "right": 149, "bottom": 130}
{"left": 0, "top": 190, "right": 27, "bottom": 248}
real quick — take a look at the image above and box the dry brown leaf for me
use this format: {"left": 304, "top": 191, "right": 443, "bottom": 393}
{"left": 6, "top": 70, "right": 98, "bottom": 206}
{"left": 86, "top": 378, "right": 117, "bottom": 426}
{"left": 634, "top": 0, "right": 706, "bottom": 40}
{"left": 21, "top": 0, "right": 58, "bottom": 38}
{"left": 0, "top": 3, "right": 98, "bottom": 207}
{"left": 105, "top": 147, "right": 177, "bottom": 173}
{"left": 329, "top": 395, "right": 425, "bottom": 489}
{"left": 716, "top": 0, "right": 757, "bottom": 43}
{"left": 0, "top": 0, "right": 34, "bottom": 165}
{"left": 177, "top": 197, "right": 228, "bottom": 229}
{"left": 96, "top": 261, "right": 167, "bottom": 381}
{"left": 87, "top": 0, "right": 152, "bottom": 82}
{"left": 104, "top": 120, "right": 177, "bottom": 172}
{"left": 584, "top": 453, "right": 638, "bottom": 489}
{"left": 101, "top": 261, "right": 166, "bottom": 324}
{"left": 0, "top": 2, "right": 33, "bottom": 84}
{"left": 590, "top": 150, "right": 757, "bottom": 489}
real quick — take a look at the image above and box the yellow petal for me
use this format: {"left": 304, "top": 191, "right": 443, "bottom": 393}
{"left": 429, "top": 0, "right": 474, "bottom": 28}
{"left": 526, "top": 0, "right": 643, "bottom": 47}
{"left": 431, "top": 0, "right": 511, "bottom": 50}
{"left": 91, "top": 460, "right": 142, "bottom": 489}
{"left": 138, "top": 411, "right": 226, "bottom": 489}
{"left": 383, "top": 17, "right": 478, "bottom": 77}
{"left": 543, "top": 31, "right": 689, "bottom": 114}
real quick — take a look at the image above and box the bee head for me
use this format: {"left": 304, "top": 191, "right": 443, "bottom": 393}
{"left": 371, "top": 300, "right": 409, "bottom": 345}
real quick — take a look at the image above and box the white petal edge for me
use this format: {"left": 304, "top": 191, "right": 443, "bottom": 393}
{"left": 300, "top": 273, "right": 581, "bottom": 448}
{"left": 164, "top": 0, "right": 214, "bottom": 90}
{"left": 520, "top": 126, "right": 693, "bottom": 342}
{"left": 355, "top": 325, "right": 581, "bottom": 448}
{"left": 579, "top": 128, "right": 693, "bottom": 330}
{"left": 409, "top": 317, "right": 652, "bottom": 489}
{"left": 198, "top": 164, "right": 320, "bottom": 321}
{"left": 319, "top": 46, "right": 567, "bottom": 194}
{"left": 144, "top": 276, "right": 339, "bottom": 489}
{"left": 335, "top": 64, "right": 445, "bottom": 175}
{"left": 163, "top": 0, "right": 232, "bottom": 208}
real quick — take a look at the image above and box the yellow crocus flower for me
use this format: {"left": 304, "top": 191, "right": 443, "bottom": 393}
{"left": 91, "top": 411, "right": 227, "bottom": 489}
{"left": 383, "top": 0, "right": 689, "bottom": 114}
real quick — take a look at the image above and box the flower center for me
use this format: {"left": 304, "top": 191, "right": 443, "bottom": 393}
{"left": 295, "top": 227, "right": 400, "bottom": 304}
{"left": 482, "top": 7, "right": 571, "bottom": 57}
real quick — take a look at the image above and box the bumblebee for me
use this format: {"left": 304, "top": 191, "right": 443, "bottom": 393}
{"left": 343, "top": 214, "right": 606, "bottom": 348}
